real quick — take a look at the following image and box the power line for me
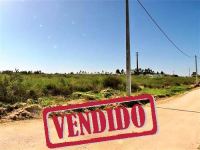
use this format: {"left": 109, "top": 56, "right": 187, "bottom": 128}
{"left": 136, "top": 0, "right": 193, "bottom": 58}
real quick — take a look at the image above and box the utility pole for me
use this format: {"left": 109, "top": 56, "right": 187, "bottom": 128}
{"left": 195, "top": 55, "right": 198, "bottom": 84}
{"left": 136, "top": 52, "right": 139, "bottom": 74}
{"left": 125, "top": 0, "right": 131, "bottom": 96}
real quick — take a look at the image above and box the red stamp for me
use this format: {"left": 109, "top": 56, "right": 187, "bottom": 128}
{"left": 43, "top": 94, "right": 157, "bottom": 148}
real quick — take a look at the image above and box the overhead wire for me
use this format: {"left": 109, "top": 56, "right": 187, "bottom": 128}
{"left": 136, "top": 0, "right": 193, "bottom": 58}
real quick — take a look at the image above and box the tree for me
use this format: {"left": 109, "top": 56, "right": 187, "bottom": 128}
{"left": 192, "top": 72, "right": 197, "bottom": 77}
{"left": 121, "top": 69, "right": 125, "bottom": 74}
{"left": 116, "top": 69, "right": 121, "bottom": 74}
{"left": 15, "top": 68, "right": 19, "bottom": 73}
{"left": 34, "top": 70, "right": 42, "bottom": 74}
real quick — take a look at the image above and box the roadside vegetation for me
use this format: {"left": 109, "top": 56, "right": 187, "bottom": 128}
{"left": 0, "top": 71, "right": 196, "bottom": 104}
{"left": 0, "top": 70, "right": 197, "bottom": 121}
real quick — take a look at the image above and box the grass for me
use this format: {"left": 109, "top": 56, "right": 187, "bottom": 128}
{"left": 37, "top": 97, "right": 69, "bottom": 107}
{"left": 139, "top": 85, "right": 190, "bottom": 98}
{"left": 0, "top": 73, "right": 195, "bottom": 106}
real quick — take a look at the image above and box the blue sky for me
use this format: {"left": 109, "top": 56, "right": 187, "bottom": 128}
{"left": 0, "top": 0, "right": 199, "bottom": 75}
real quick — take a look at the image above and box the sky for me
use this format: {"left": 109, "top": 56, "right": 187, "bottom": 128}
{"left": 0, "top": 0, "right": 199, "bottom": 76}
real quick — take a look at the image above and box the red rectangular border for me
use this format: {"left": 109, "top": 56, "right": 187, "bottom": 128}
{"left": 43, "top": 94, "right": 157, "bottom": 148}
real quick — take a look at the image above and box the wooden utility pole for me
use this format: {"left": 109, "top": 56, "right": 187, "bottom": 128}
{"left": 136, "top": 52, "right": 139, "bottom": 74}
{"left": 195, "top": 55, "right": 198, "bottom": 84}
{"left": 126, "top": 0, "right": 131, "bottom": 96}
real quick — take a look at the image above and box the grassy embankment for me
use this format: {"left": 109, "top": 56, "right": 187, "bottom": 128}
{"left": 0, "top": 73, "right": 195, "bottom": 107}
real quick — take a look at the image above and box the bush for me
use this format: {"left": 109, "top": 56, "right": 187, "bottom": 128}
{"left": 73, "top": 83, "right": 93, "bottom": 92}
{"left": 0, "top": 73, "right": 195, "bottom": 105}
{"left": 131, "top": 83, "right": 141, "bottom": 92}
{"left": 103, "top": 76, "right": 123, "bottom": 90}
{"left": 28, "top": 90, "right": 38, "bottom": 100}
{"left": 43, "top": 83, "right": 73, "bottom": 96}
{"left": 0, "top": 75, "right": 28, "bottom": 103}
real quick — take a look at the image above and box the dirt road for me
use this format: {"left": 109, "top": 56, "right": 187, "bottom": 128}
{"left": 0, "top": 88, "right": 200, "bottom": 150}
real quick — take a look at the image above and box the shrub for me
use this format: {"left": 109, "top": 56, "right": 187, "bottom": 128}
{"left": 43, "top": 83, "right": 73, "bottom": 97}
{"left": 0, "top": 75, "right": 28, "bottom": 103}
{"left": 72, "top": 78, "right": 102, "bottom": 92}
{"left": 131, "top": 83, "right": 141, "bottom": 92}
{"left": 103, "top": 76, "right": 123, "bottom": 90}
{"left": 73, "top": 83, "right": 93, "bottom": 92}
{"left": 28, "top": 90, "right": 38, "bottom": 100}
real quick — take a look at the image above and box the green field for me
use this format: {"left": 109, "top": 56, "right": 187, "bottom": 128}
{"left": 0, "top": 73, "right": 196, "bottom": 107}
